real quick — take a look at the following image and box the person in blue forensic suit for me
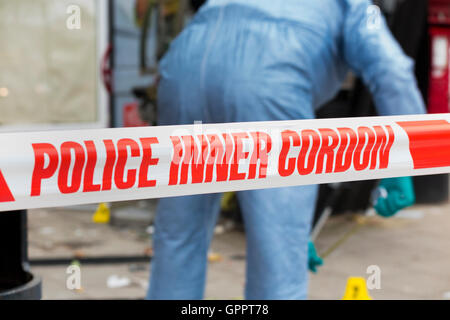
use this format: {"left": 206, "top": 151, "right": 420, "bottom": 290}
{"left": 147, "top": 0, "right": 426, "bottom": 300}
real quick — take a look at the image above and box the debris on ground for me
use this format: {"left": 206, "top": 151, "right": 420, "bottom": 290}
{"left": 107, "top": 275, "right": 132, "bottom": 289}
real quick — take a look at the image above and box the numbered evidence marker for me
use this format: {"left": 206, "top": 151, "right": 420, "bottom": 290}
{"left": 92, "top": 203, "right": 110, "bottom": 224}
{"left": 342, "top": 277, "right": 372, "bottom": 300}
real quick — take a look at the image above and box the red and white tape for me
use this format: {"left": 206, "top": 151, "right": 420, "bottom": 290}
{"left": 1, "top": 114, "right": 449, "bottom": 212}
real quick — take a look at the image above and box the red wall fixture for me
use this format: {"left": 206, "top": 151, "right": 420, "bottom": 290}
{"left": 428, "top": 0, "right": 450, "bottom": 113}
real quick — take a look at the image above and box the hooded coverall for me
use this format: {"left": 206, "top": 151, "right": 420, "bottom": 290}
{"left": 148, "top": 0, "right": 426, "bottom": 300}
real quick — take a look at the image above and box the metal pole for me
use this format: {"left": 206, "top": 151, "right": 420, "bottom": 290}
{"left": 0, "top": 210, "right": 41, "bottom": 300}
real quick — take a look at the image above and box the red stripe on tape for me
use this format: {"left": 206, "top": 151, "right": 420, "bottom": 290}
{"left": 397, "top": 120, "right": 450, "bottom": 169}
{"left": 0, "top": 169, "right": 15, "bottom": 203}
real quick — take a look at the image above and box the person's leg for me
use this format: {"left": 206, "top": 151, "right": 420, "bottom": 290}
{"left": 147, "top": 193, "right": 222, "bottom": 299}
{"left": 237, "top": 185, "right": 318, "bottom": 300}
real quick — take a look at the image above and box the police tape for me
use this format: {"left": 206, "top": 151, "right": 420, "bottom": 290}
{"left": 0, "top": 113, "right": 449, "bottom": 212}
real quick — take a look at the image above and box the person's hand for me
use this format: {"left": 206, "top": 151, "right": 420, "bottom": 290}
{"left": 308, "top": 241, "right": 323, "bottom": 273}
{"left": 374, "top": 177, "right": 416, "bottom": 217}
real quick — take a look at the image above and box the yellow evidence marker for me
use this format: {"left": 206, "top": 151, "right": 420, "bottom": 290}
{"left": 92, "top": 203, "right": 110, "bottom": 224}
{"left": 342, "top": 277, "right": 372, "bottom": 300}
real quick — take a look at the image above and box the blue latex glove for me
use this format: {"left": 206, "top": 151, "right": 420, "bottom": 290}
{"left": 308, "top": 241, "right": 323, "bottom": 273}
{"left": 374, "top": 177, "right": 416, "bottom": 217}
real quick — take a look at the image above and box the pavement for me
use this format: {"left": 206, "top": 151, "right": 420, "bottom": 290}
{"left": 28, "top": 201, "right": 450, "bottom": 300}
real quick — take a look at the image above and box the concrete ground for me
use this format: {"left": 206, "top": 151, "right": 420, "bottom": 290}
{"left": 28, "top": 201, "right": 450, "bottom": 300}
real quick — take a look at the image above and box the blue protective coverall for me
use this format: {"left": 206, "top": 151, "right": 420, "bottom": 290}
{"left": 148, "top": 0, "right": 425, "bottom": 300}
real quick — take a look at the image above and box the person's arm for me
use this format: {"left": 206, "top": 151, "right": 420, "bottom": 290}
{"left": 342, "top": 0, "right": 426, "bottom": 116}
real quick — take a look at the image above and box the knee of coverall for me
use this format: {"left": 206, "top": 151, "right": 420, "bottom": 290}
{"left": 148, "top": 193, "right": 223, "bottom": 299}
{"left": 237, "top": 185, "right": 319, "bottom": 299}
